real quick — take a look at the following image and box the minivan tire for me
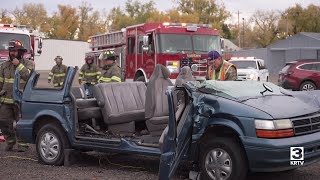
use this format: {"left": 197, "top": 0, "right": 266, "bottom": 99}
{"left": 36, "top": 123, "right": 70, "bottom": 165}
{"left": 200, "top": 137, "right": 247, "bottom": 180}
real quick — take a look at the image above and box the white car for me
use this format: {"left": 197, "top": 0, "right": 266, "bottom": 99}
{"left": 229, "top": 57, "right": 269, "bottom": 81}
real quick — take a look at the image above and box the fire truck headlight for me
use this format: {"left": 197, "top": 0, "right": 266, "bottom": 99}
{"left": 166, "top": 61, "right": 180, "bottom": 74}
{"left": 191, "top": 64, "right": 198, "bottom": 72}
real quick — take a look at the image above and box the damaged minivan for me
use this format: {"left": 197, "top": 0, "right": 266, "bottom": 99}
{"left": 14, "top": 65, "right": 320, "bottom": 180}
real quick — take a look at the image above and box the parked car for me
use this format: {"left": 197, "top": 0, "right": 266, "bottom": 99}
{"left": 229, "top": 57, "right": 269, "bottom": 81}
{"left": 278, "top": 59, "right": 320, "bottom": 91}
{"left": 14, "top": 66, "right": 320, "bottom": 180}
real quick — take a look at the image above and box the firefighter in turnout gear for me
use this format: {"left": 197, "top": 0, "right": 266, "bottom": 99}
{"left": 0, "top": 39, "right": 33, "bottom": 152}
{"left": 79, "top": 54, "right": 101, "bottom": 97}
{"left": 98, "top": 50, "right": 122, "bottom": 83}
{"left": 48, "top": 56, "right": 68, "bottom": 87}
{"left": 206, "top": 50, "right": 237, "bottom": 81}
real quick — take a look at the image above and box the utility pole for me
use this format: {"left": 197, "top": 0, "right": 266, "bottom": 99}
{"left": 242, "top": 18, "right": 245, "bottom": 48}
{"left": 238, "top": 10, "right": 241, "bottom": 48}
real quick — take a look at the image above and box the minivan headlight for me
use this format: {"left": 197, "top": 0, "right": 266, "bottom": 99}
{"left": 255, "top": 119, "right": 294, "bottom": 138}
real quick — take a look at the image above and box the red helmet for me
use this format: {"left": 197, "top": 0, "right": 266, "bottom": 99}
{"left": 8, "top": 39, "right": 27, "bottom": 52}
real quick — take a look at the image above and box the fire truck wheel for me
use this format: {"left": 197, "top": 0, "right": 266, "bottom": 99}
{"left": 36, "top": 123, "right": 70, "bottom": 166}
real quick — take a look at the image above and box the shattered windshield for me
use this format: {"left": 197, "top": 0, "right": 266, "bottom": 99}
{"left": 197, "top": 80, "right": 289, "bottom": 101}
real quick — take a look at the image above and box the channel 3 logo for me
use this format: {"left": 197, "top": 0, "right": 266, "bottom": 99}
{"left": 290, "top": 147, "right": 304, "bottom": 166}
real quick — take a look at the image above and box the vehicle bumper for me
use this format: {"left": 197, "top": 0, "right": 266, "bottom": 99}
{"left": 241, "top": 132, "right": 320, "bottom": 172}
{"left": 16, "top": 120, "right": 34, "bottom": 143}
{"left": 278, "top": 78, "right": 298, "bottom": 90}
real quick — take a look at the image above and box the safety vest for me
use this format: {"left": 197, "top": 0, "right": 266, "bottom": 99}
{"left": 208, "top": 60, "right": 236, "bottom": 80}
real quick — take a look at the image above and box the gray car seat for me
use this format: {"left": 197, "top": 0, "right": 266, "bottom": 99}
{"left": 159, "top": 66, "right": 194, "bottom": 150}
{"left": 93, "top": 82, "right": 147, "bottom": 135}
{"left": 145, "top": 64, "right": 173, "bottom": 136}
{"left": 174, "top": 66, "right": 195, "bottom": 106}
{"left": 71, "top": 86, "right": 102, "bottom": 128}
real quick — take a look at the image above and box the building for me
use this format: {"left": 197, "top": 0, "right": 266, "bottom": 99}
{"left": 231, "top": 32, "right": 320, "bottom": 75}
{"left": 34, "top": 39, "right": 90, "bottom": 70}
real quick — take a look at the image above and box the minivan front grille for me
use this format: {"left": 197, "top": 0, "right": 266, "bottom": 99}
{"left": 291, "top": 113, "right": 320, "bottom": 136}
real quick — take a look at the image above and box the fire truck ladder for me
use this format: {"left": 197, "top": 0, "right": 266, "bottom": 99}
{"left": 90, "top": 31, "right": 125, "bottom": 50}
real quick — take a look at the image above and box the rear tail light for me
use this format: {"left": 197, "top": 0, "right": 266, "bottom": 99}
{"left": 284, "top": 71, "right": 294, "bottom": 75}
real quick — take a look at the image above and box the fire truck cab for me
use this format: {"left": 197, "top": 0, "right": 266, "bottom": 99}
{"left": 89, "top": 22, "right": 221, "bottom": 81}
{"left": 0, "top": 23, "right": 43, "bottom": 64}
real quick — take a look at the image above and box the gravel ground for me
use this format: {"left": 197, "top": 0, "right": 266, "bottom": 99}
{"left": 0, "top": 143, "right": 189, "bottom": 180}
{"left": 2, "top": 142, "right": 320, "bottom": 180}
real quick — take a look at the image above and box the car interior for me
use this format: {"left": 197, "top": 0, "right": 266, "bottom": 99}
{"left": 71, "top": 65, "right": 195, "bottom": 147}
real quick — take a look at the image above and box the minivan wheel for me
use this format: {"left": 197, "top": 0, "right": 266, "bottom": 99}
{"left": 300, "top": 81, "right": 316, "bottom": 91}
{"left": 36, "top": 123, "right": 70, "bottom": 165}
{"left": 200, "top": 137, "right": 247, "bottom": 180}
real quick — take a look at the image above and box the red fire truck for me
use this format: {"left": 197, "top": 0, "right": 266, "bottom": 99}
{"left": 89, "top": 22, "right": 221, "bottom": 81}
{"left": 0, "top": 23, "right": 43, "bottom": 64}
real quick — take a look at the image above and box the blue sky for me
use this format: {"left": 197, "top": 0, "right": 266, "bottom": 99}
{"left": 2, "top": 0, "right": 319, "bottom": 22}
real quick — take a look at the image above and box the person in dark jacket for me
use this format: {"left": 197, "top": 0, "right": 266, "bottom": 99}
{"left": 79, "top": 54, "right": 101, "bottom": 96}
{"left": 206, "top": 50, "right": 237, "bottom": 81}
{"left": 98, "top": 50, "right": 121, "bottom": 83}
{"left": 48, "top": 56, "right": 68, "bottom": 87}
{"left": 0, "top": 39, "right": 33, "bottom": 151}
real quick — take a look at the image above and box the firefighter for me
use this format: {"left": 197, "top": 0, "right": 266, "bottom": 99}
{"left": 79, "top": 54, "right": 101, "bottom": 97}
{"left": 48, "top": 56, "right": 68, "bottom": 87}
{"left": 206, "top": 50, "right": 237, "bottom": 81}
{"left": 98, "top": 50, "right": 122, "bottom": 83}
{"left": 0, "top": 39, "right": 33, "bottom": 151}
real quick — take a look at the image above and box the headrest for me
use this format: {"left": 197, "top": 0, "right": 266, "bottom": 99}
{"left": 175, "top": 66, "right": 195, "bottom": 86}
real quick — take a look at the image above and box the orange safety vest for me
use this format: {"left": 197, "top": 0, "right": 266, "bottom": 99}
{"left": 209, "top": 60, "right": 236, "bottom": 80}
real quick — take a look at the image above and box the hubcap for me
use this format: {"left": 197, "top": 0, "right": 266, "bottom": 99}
{"left": 205, "top": 148, "right": 232, "bottom": 180}
{"left": 302, "top": 84, "right": 315, "bottom": 91}
{"left": 39, "top": 132, "right": 60, "bottom": 161}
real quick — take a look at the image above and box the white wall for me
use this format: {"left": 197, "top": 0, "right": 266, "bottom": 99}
{"left": 34, "top": 39, "right": 90, "bottom": 70}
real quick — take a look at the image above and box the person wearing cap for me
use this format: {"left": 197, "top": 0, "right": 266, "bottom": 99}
{"left": 98, "top": 50, "right": 122, "bottom": 83}
{"left": 48, "top": 56, "right": 68, "bottom": 87}
{"left": 79, "top": 54, "right": 101, "bottom": 97}
{"left": 0, "top": 39, "right": 34, "bottom": 152}
{"left": 206, "top": 50, "right": 237, "bottom": 81}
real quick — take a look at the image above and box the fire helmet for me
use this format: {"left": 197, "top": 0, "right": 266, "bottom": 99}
{"left": 8, "top": 39, "right": 27, "bottom": 52}
{"left": 99, "top": 50, "right": 116, "bottom": 61}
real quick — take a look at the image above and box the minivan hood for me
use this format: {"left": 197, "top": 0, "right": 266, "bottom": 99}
{"left": 243, "top": 94, "right": 320, "bottom": 119}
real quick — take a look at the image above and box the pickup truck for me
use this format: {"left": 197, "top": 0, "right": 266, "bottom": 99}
{"left": 229, "top": 57, "right": 269, "bottom": 82}
{"left": 14, "top": 66, "right": 320, "bottom": 180}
